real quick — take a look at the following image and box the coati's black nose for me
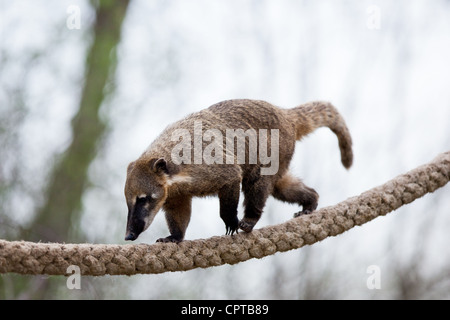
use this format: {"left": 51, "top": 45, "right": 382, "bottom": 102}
{"left": 125, "top": 232, "right": 137, "bottom": 241}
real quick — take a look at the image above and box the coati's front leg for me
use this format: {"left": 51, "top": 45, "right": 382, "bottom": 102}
{"left": 218, "top": 182, "right": 240, "bottom": 235}
{"left": 239, "top": 173, "right": 273, "bottom": 233}
{"left": 157, "top": 196, "right": 192, "bottom": 243}
{"left": 272, "top": 172, "right": 319, "bottom": 216}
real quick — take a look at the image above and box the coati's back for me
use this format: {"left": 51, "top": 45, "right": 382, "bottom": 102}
{"left": 145, "top": 99, "right": 296, "bottom": 163}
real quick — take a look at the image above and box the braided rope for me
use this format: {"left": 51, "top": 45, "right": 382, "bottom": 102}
{"left": 1, "top": 151, "right": 449, "bottom": 276}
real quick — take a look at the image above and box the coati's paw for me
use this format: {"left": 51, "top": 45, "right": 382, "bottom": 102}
{"left": 294, "top": 209, "right": 313, "bottom": 218}
{"left": 225, "top": 225, "right": 238, "bottom": 236}
{"left": 156, "top": 235, "right": 182, "bottom": 243}
{"left": 225, "top": 217, "right": 239, "bottom": 235}
{"left": 238, "top": 218, "right": 256, "bottom": 233}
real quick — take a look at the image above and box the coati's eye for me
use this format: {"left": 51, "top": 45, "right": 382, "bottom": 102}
{"left": 136, "top": 195, "right": 148, "bottom": 203}
{"left": 135, "top": 193, "right": 160, "bottom": 204}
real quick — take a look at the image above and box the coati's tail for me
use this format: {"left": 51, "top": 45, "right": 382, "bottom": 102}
{"left": 287, "top": 101, "right": 353, "bottom": 169}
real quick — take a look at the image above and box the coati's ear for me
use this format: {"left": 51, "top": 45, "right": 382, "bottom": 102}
{"left": 150, "top": 158, "right": 169, "bottom": 175}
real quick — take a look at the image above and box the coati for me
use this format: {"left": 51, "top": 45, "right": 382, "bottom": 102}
{"left": 124, "top": 99, "right": 353, "bottom": 243}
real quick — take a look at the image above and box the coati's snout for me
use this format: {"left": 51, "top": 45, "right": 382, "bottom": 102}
{"left": 125, "top": 195, "right": 155, "bottom": 241}
{"left": 125, "top": 205, "right": 145, "bottom": 241}
{"left": 124, "top": 158, "right": 170, "bottom": 241}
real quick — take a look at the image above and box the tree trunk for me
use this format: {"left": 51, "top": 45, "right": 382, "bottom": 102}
{"left": 31, "top": 0, "right": 130, "bottom": 243}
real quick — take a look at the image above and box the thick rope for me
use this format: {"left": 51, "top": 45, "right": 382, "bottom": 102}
{"left": 1, "top": 151, "right": 449, "bottom": 276}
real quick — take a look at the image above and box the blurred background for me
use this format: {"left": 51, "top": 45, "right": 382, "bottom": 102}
{"left": 1, "top": 0, "right": 449, "bottom": 299}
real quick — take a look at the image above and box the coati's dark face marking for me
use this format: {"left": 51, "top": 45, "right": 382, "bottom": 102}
{"left": 124, "top": 158, "right": 169, "bottom": 241}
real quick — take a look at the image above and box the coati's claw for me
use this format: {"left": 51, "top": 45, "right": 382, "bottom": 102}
{"left": 225, "top": 225, "right": 238, "bottom": 236}
{"left": 224, "top": 216, "right": 239, "bottom": 235}
{"left": 156, "top": 235, "right": 182, "bottom": 243}
{"left": 294, "top": 209, "right": 313, "bottom": 218}
{"left": 238, "top": 219, "right": 255, "bottom": 233}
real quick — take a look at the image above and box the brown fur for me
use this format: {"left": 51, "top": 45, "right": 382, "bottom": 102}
{"left": 124, "top": 99, "right": 353, "bottom": 242}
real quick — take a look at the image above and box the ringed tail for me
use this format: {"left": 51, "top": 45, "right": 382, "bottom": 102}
{"left": 286, "top": 101, "right": 353, "bottom": 169}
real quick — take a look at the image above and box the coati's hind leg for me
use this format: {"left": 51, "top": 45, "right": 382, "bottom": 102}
{"left": 239, "top": 173, "right": 273, "bottom": 233}
{"left": 218, "top": 181, "right": 240, "bottom": 235}
{"left": 272, "top": 173, "right": 319, "bottom": 217}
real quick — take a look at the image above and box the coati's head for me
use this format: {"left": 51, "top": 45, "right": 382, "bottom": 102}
{"left": 124, "top": 158, "right": 172, "bottom": 241}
